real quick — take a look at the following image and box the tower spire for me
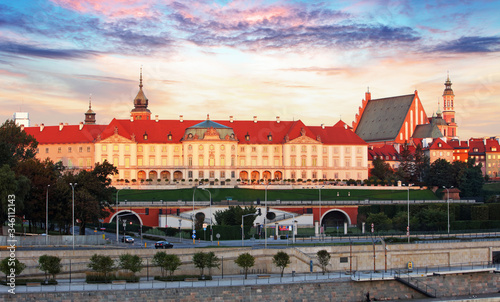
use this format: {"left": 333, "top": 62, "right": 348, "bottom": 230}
{"left": 89, "top": 94, "right": 92, "bottom": 109}
{"left": 139, "top": 66, "right": 143, "bottom": 89}
{"left": 84, "top": 93, "right": 96, "bottom": 124}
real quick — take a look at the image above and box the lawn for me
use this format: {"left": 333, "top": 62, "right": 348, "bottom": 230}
{"left": 117, "top": 188, "right": 437, "bottom": 203}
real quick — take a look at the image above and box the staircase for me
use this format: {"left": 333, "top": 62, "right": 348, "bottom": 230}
{"left": 394, "top": 273, "right": 437, "bottom": 298}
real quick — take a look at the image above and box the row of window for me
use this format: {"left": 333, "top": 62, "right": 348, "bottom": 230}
{"left": 48, "top": 146, "right": 92, "bottom": 154}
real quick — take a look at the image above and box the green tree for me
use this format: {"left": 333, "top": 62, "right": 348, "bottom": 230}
{"left": 414, "top": 143, "right": 430, "bottom": 183}
{"left": 0, "top": 257, "right": 26, "bottom": 282}
{"left": 87, "top": 254, "right": 115, "bottom": 281}
{"left": 193, "top": 252, "right": 208, "bottom": 276}
{"left": 234, "top": 253, "right": 255, "bottom": 279}
{"left": 397, "top": 142, "right": 416, "bottom": 183}
{"left": 0, "top": 165, "right": 29, "bottom": 234}
{"left": 272, "top": 251, "right": 291, "bottom": 277}
{"left": 205, "top": 252, "right": 220, "bottom": 276}
{"left": 370, "top": 158, "right": 393, "bottom": 181}
{"left": 415, "top": 206, "right": 447, "bottom": 231}
{"left": 38, "top": 255, "right": 62, "bottom": 281}
{"left": 118, "top": 254, "right": 142, "bottom": 275}
{"left": 426, "top": 158, "right": 454, "bottom": 188}
{"left": 164, "top": 254, "right": 182, "bottom": 280}
{"left": 214, "top": 205, "right": 257, "bottom": 226}
{"left": 0, "top": 120, "right": 38, "bottom": 168}
{"left": 68, "top": 160, "right": 118, "bottom": 235}
{"left": 458, "top": 159, "right": 484, "bottom": 197}
{"left": 152, "top": 252, "right": 168, "bottom": 277}
{"left": 366, "top": 212, "right": 392, "bottom": 231}
{"left": 316, "top": 250, "right": 331, "bottom": 275}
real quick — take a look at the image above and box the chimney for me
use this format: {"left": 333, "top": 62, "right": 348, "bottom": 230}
{"left": 276, "top": 116, "right": 280, "bottom": 123}
{"left": 40, "top": 123, "right": 44, "bottom": 131}
{"left": 179, "top": 115, "right": 183, "bottom": 122}
{"left": 321, "top": 124, "right": 325, "bottom": 129}
{"left": 59, "top": 123, "right": 63, "bottom": 131}
{"left": 20, "top": 125, "right": 24, "bottom": 131}
{"left": 365, "top": 87, "right": 371, "bottom": 101}
{"left": 79, "top": 122, "right": 84, "bottom": 130}
{"left": 253, "top": 116, "right": 257, "bottom": 123}
{"left": 130, "top": 116, "right": 134, "bottom": 122}
{"left": 155, "top": 115, "right": 159, "bottom": 122}
{"left": 344, "top": 124, "right": 347, "bottom": 130}
{"left": 229, "top": 116, "right": 234, "bottom": 123}
{"left": 64, "top": 123, "right": 68, "bottom": 126}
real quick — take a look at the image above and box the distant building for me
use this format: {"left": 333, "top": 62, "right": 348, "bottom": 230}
{"left": 13, "top": 112, "right": 30, "bottom": 127}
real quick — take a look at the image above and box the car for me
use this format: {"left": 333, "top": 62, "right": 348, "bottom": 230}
{"left": 121, "top": 236, "right": 134, "bottom": 243}
{"left": 155, "top": 241, "right": 173, "bottom": 249}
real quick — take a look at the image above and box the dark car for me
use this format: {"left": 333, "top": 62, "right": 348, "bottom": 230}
{"left": 155, "top": 241, "right": 173, "bottom": 249}
{"left": 121, "top": 235, "right": 134, "bottom": 243}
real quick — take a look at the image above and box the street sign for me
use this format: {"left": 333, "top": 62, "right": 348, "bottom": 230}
{"left": 216, "top": 233, "right": 220, "bottom": 239}
{"left": 193, "top": 230, "right": 196, "bottom": 234}
{"left": 203, "top": 223, "right": 207, "bottom": 229}
{"left": 192, "top": 234, "right": 196, "bottom": 239}
{"left": 371, "top": 223, "right": 374, "bottom": 233}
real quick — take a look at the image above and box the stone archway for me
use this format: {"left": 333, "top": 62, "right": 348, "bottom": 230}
{"left": 262, "top": 171, "right": 271, "bottom": 180}
{"left": 137, "top": 170, "right": 146, "bottom": 180}
{"left": 110, "top": 210, "right": 144, "bottom": 226}
{"left": 320, "top": 209, "right": 351, "bottom": 228}
{"left": 251, "top": 171, "right": 260, "bottom": 182}
{"left": 149, "top": 170, "right": 158, "bottom": 180}
{"left": 274, "top": 171, "right": 283, "bottom": 180}
{"left": 160, "top": 170, "right": 170, "bottom": 180}
{"left": 173, "top": 171, "right": 183, "bottom": 180}
{"left": 239, "top": 171, "right": 248, "bottom": 181}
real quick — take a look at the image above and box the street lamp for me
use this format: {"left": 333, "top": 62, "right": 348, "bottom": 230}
{"left": 115, "top": 187, "right": 130, "bottom": 243}
{"left": 318, "top": 185, "right": 324, "bottom": 236}
{"left": 192, "top": 186, "right": 197, "bottom": 244}
{"left": 264, "top": 183, "right": 268, "bottom": 248}
{"left": 443, "top": 186, "right": 453, "bottom": 235}
{"left": 406, "top": 183, "right": 413, "bottom": 244}
{"left": 201, "top": 187, "right": 212, "bottom": 243}
{"left": 69, "top": 183, "right": 77, "bottom": 250}
{"left": 46, "top": 184, "right": 50, "bottom": 245}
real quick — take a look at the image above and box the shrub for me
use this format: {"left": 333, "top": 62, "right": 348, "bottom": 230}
{"left": 38, "top": 255, "right": 62, "bottom": 281}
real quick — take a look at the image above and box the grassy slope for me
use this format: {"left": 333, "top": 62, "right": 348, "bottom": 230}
{"left": 117, "top": 188, "right": 437, "bottom": 202}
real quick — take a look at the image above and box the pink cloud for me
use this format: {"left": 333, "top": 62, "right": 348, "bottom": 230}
{"left": 50, "top": 0, "right": 153, "bottom": 18}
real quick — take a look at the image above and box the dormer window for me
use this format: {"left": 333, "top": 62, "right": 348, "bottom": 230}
{"left": 493, "top": 147, "right": 497, "bottom": 151}
{"left": 474, "top": 148, "right": 478, "bottom": 152}
{"left": 245, "top": 132, "right": 250, "bottom": 141}
{"left": 167, "top": 131, "right": 172, "bottom": 141}
{"left": 438, "top": 143, "right": 442, "bottom": 147}
{"left": 267, "top": 132, "right": 272, "bottom": 141}
{"left": 143, "top": 132, "right": 148, "bottom": 140}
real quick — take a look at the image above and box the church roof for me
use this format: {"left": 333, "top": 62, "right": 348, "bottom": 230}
{"left": 354, "top": 94, "right": 415, "bottom": 143}
{"left": 412, "top": 123, "right": 444, "bottom": 139}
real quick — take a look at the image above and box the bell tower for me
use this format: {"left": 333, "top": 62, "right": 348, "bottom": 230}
{"left": 84, "top": 94, "right": 96, "bottom": 124}
{"left": 130, "top": 67, "right": 152, "bottom": 120}
{"left": 442, "top": 73, "right": 457, "bottom": 138}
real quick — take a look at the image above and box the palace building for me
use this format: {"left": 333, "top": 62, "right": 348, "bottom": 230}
{"left": 24, "top": 73, "right": 369, "bottom": 184}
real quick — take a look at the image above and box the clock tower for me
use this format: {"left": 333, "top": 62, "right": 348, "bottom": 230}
{"left": 442, "top": 74, "right": 457, "bottom": 138}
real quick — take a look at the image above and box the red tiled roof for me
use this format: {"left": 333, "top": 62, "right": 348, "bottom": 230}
{"left": 368, "top": 145, "right": 399, "bottom": 160}
{"left": 469, "top": 138, "right": 486, "bottom": 153}
{"left": 26, "top": 118, "right": 368, "bottom": 146}
{"left": 428, "top": 138, "right": 453, "bottom": 150}
{"left": 24, "top": 124, "right": 106, "bottom": 144}
{"left": 485, "top": 138, "right": 500, "bottom": 152}
{"left": 447, "top": 139, "right": 469, "bottom": 149}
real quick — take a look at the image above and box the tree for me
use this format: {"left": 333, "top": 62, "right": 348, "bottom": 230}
{"left": 0, "top": 120, "right": 38, "bottom": 168}
{"left": 205, "top": 252, "right": 220, "bottom": 276}
{"left": 370, "top": 158, "right": 393, "bottom": 181}
{"left": 316, "top": 250, "right": 331, "bottom": 275}
{"left": 0, "top": 164, "right": 29, "bottom": 234}
{"left": 397, "top": 142, "right": 416, "bottom": 183}
{"left": 0, "top": 257, "right": 26, "bottom": 282}
{"left": 38, "top": 255, "right": 62, "bottom": 281}
{"left": 118, "top": 254, "right": 142, "bottom": 275}
{"left": 366, "top": 212, "right": 392, "bottom": 231}
{"left": 458, "top": 159, "right": 485, "bottom": 197}
{"left": 193, "top": 252, "right": 208, "bottom": 276}
{"left": 152, "top": 252, "right": 168, "bottom": 277}
{"left": 234, "top": 253, "right": 255, "bottom": 279}
{"left": 214, "top": 205, "right": 257, "bottom": 226}
{"left": 426, "top": 158, "right": 454, "bottom": 188}
{"left": 414, "top": 143, "right": 430, "bottom": 183}
{"left": 164, "top": 254, "right": 182, "bottom": 281}
{"left": 87, "top": 254, "right": 115, "bottom": 281}
{"left": 272, "top": 251, "right": 291, "bottom": 277}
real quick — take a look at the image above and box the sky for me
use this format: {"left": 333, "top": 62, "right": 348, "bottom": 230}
{"left": 0, "top": 0, "right": 499, "bottom": 140}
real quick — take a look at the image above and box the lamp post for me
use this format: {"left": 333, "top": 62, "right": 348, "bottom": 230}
{"left": 318, "top": 185, "right": 324, "bottom": 236}
{"left": 69, "top": 183, "right": 77, "bottom": 250}
{"left": 46, "top": 184, "right": 50, "bottom": 245}
{"left": 443, "top": 186, "right": 453, "bottom": 235}
{"left": 115, "top": 187, "right": 130, "bottom": 243}
{"left": 406, "top": 183, "right": 413, "bottom": 244}
{"left": 202, "top": 187, "right": 212, "bottom": 243}
{"left": 192, "top": 186, "right": 197, "bottom": 244}
{"left": 264, "top": 183, "right": 268, "bottom": 248}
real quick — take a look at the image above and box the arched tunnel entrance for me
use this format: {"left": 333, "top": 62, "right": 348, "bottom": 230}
{"left": 321, "top": 210, "right": 351, "bottom": 228}
{"left": 110, "top": 210, "right": 143, "bottom": 226}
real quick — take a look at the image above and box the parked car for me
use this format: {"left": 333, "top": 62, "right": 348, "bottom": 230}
{"left": 121, "top": 235, "right": 134, "bottom": 243}
{"left": 155, "top": 241, "right": 173, "bottom": 249}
